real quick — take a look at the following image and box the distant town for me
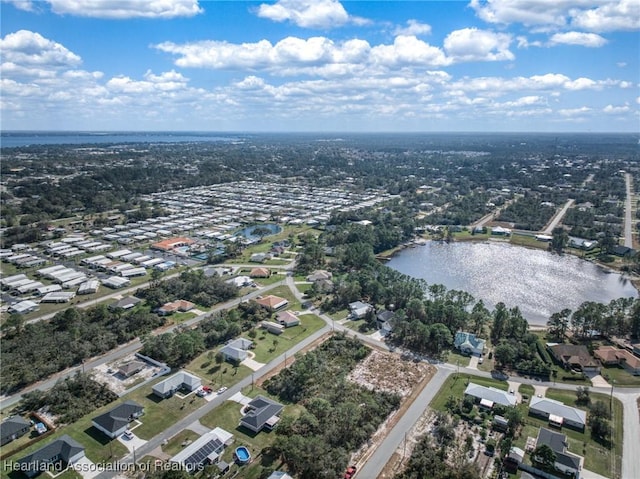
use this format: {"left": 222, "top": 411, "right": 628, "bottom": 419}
{"left": 0, "top": 132, "right": 639, "bottom": 479}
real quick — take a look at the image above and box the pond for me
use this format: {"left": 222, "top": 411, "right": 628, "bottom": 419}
{"left": 386, "top": 241, "right": 638, "bottom": 326}
{"left": 235, "top": 223, "right": 282, "bottom": 241}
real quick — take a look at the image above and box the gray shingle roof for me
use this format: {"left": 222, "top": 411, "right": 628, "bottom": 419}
{"left": 17, "top": 434, "right": 85, "bottom": 471}
{"left": 464, "top": 382, "right": 517, "bottom": 407}
{"left": 1, "top": 416, "right": 30, "bottom": 442}
{"left": 240, "top": 396, "right": 283, "bottom": 431}
{"left": 92, "top": 400, "right": 143, "bottom": 434}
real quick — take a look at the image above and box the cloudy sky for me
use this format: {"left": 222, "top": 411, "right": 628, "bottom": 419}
{"left": 1, "top": 0, "right": 639, "bottom": 132}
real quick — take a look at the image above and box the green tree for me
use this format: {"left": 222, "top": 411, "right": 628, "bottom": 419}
{"left": 532, "top": 444, "right": 556, "bottom": 470}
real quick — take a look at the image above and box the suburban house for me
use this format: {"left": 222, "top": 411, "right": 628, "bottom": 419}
{"left": 261, "top": 321, "right": 284, "bottom": 335}
{"left": 348, "top": 301, "right": 374, "bottom": 320}
{"left": 249, "top": 267, "right": 270, "bottom": 278}
{"left": 16, "top": 435, "right": 86, "bottom": 477}
{"left": 535, "top": 428, "right": 583, "bottom": 478}
{"left": 376, "top": 310, "right": 395, "bottom": 334}
{"left": 454, "top": 332, "right": 485, "bottom": 356}
{"left": 254, "top": 295, "right": 288, "bottom": 311}
{"left": 529, "top": 396, "right": 587, "bottom": 431}
{"left": 92, "top": 401, "right": 144, "bottom": 439}
{"left": 220, "top": 338, "right": 254, "bottom": 363}
{"left": 594, "top": 346, "right": 640, "bottom": 375}
{"left": 169, "top": 427, "right": 233, "bottom": 473}
{"left": 250, "top": 253, "right": 268, "bottom": 263}
{"left": 306, "top": 270, "right": 332, "bottom": 282}
{"left": 547, "top": 344, "right": 600, "bottom": 373}
{"left": 152, "top": 371, "right": 202, "bottom": 399}
{"left": 157, "top": 299, "right": 195, "bottom": 316}
{"left": 491, "top": 226, "right": 511, "bottom": 236}
{"left": 109, "top": 296, "right": 142, "bottom": 311}
{"left": 117, "top": 360, "right": 146, "bottom": 378}
{"left": 464, "top": 383, "right": 517, "bottom": 408}
{"left": 0, "top": 416, "right": 31, "bottom": 446}
{"left": 267, "top": 472, "right": 294, "bottom": 479}
{"left": 276, "top": 310, "right": 300, "bottom": 328}
{"left": 240, "top": 396, "right": 284, "bottom": 433}
{"left": 225, "top": 276, "right": 252, "bottom": 288}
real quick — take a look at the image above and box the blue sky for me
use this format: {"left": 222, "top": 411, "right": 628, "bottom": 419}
{"left": 1, "top": 0, "right": 638, "bottom": 132}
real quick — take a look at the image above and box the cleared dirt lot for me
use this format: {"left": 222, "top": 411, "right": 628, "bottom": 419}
{"left": 92, "top": 355, "right": 163, "bottom": 395}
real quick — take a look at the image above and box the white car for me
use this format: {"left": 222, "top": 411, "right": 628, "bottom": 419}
{"left": 123, "top": 430, "right": 134, "bottom": 440}
{"left": 217, "top": 386, "right": 228, "bottom": 394}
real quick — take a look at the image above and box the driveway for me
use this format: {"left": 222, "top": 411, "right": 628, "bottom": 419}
{"left": 590, "top": 375, "right": 610, "bottom": 388}
{"left": 468, "top": 356, "right": 479, "bottom": 370}
{"left": 72, "top": 456, "right": 102, "bottom": 479}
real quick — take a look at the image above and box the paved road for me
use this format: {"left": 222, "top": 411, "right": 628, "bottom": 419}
{"left": 0, "top": 280, "right": 287, "bottom": 410}
{"left": 355, "top": 367, "right": 452, "bottom": 479}
{"left": 624, "top": 173, "right": 634, "bottom": 248}
{"left": 542, "top": 198, "right": 575, "bottom": 235}
{"left": 618, "top": 391, "right": 640, "bottom": 479}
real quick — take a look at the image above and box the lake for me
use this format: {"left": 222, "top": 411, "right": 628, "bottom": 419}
{"left": 386, "top": 241, "right": 638, "bottom": 326}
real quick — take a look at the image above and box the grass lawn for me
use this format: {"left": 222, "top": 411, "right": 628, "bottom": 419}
{"left": 250, "top": 314, "right": 326, "bottom": 363}
{"left": 253, "top": 274, "right": 287, "bottom": 286}
{"left": 327, "top": 310, "right": 349, "bottom": 321}
{"left": 121, "top": 379, "right": 205, "bottom": 441}
{"left": 161, "top": 430, "right": 201, "bottom": 457}
{"left": 453, "top": 231, "right": 490, "bottom": 242}
{"left": 519, "top": 384, "right": 535, "bottom": 401}
{"left": 265, "top": 285, "right": 301, "bottom": 310}
{"left": 430, "top": 374, "right": 508, "bottom": 412}
{"left": 294, "top": 282, "right": 313, "bottom": 294}
{"left": 446, "top": 351, "right": 471, "bottom": 368}
{"left": 165, "top": 311, "right": 198, "bottom": 325}
{"left": 600, "top": 365, "right": 640, "bottom": 387}
{"left": 186, "top": 354, "right": 254, "bottom": 389}
{"left": 510, "top": 233, "right": 549, "bottom": 250}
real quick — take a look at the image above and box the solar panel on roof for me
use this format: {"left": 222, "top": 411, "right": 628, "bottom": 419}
{"left": 182, "top": 438, "right": 223, "bottom": 472}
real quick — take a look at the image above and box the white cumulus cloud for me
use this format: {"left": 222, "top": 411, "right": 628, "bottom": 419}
{"left": 571, "top": 0, "right": 640, "bottom": 32}
{"left": 444, "top": 28, "right": 514, "bottom": 62}
{"left": 46, "top": 0, "right": 203, "bottom": 19}
{"left": 0, "top": 30, "right": 81, "bottom": 68}
{"left": 256, "top": 0, "right": 356, "bottom": 29}
{"left": 549, "top": 31, "right": 607, "bottom": 47}
{"left": 393, "top": 19, "right": 432, "bottom": 36}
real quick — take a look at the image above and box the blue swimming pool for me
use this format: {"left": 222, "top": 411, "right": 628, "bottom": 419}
{"left": 235, "top": 446, "right": 251, "bottom": 464}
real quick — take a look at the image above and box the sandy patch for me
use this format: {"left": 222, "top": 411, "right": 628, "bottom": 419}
{"left": 347, "top": 350, "right": 433, "bottom": 396}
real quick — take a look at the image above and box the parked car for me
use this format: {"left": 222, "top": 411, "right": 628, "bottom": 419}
{"left": 344, "top": 466, "right": 357, "bottom": 479}
{"left": 123, "top": 430, "right": 134, "bottom": 440}
{"left": 202, "top": 386, "right": 213, "bottom": 393}
{"left": 217, "top": 386, "right": 228, "bottom": 394}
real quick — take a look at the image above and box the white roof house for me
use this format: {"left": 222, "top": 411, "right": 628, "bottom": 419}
{"left": 454, "top": 332, "right": 486, "bottom": 356}
{"left": 41, "top": 292, "right": 76, "bottom": 303}
{"left": 152, "top": 371, "right": 202, "bottom": 399}
{"left": 8, "top": 300, "right": 39, "bottom": 314}
{"left": 464, "top": 382, "right": 517, "bottom": 408}
{"left": 529, "top": 396, "right": 587, "bottom": 430}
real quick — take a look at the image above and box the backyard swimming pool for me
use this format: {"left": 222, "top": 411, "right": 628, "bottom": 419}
{"left": 235, "top": 446, "right": 251, "bottom": 464}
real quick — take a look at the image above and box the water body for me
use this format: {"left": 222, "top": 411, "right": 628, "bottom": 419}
{"left": 235, "top": 223, "right": 282, "bottom": 241}
{"left": 387, "top": 241, "right": 638, "bottom": 326}
{"left": 0, "top": 131, "right": 238, "bottom": 147}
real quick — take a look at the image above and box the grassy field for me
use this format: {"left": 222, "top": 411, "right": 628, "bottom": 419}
{"left": 251, "top": 314, "right": 326, "bottom": 363}
{"left": 509, "top": 233, "right": 549, "bottom": 250}
{"left": 600, "top": 365, "right": 640, "bottom": 387}
{"left": 160, "top": 430, "right": 200, "bottom": 457}
{"left": 519, "top": 384, "right": 535, "bottom": 401}
{"left": 445, "top": 351, "right": 471, "bottom": 368}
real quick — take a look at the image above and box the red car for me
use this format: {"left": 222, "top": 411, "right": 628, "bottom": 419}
{"left": 202, "top": 386, "right": 213, "bottom": 393}
{"left": 344, "top": 466, "right": 357, "bottom": 479}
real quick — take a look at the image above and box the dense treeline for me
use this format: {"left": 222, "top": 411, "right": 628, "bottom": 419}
{"left": 136, "top": 269, "right": 238, "bottom": 309}
{"left": 0, "top": 305, "right": 165, "bottom": 394}
{"left": 139, "top": 301, "right": 270, "bottom": 368}
{"left": 266, "top": 334, "right": 401, "bottom": 478}
{"left": 15, "top": 373, "right": 117, "bottom": 425}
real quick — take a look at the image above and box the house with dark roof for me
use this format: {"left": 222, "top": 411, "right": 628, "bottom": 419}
{"left": 109, "top": 296, "right": 142, "bottom": 311}
{"left": 547, "top": 343, "right": 600, "bottom": 373}
{"left": 529, "top": 396, "right": 587, "bottom": 431}
{"left": 152, "top": 371, "right": 202, "bottom": 399}
{"left": 1, "top": 416, "right": 31, "bottom": 446}
{"left": 117, "top": 360, "right": 146, "bottom": 378}
{"left": 536, "top": 428, "right": 583, "bottom": 478}
{"left": 376, "top": 310, "right": 395, "bottom": 334}
{"left": 220, "top": 338, "right": 253, "bottom": 363}
{"left": 16, "top": 435, "right": 85, "bottom": 477}
{"left": 454, "top": 332, "right": 485, "bottom": 356}
{"left": 92, "top": 401, "right": 144, "bottom": 439}
{"left": 239, "top": 396, "right": 283, "bottom": 433}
